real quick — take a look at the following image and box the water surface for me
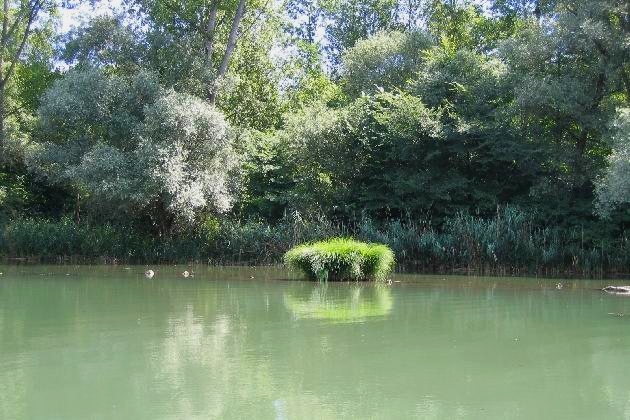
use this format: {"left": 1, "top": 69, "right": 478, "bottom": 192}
{"left": 1, "top": 266, "right": 629, "bottom": 419}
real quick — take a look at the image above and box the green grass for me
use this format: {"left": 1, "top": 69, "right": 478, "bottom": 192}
{"left": 283, "top": 237, "right": 395, "bottom": 281}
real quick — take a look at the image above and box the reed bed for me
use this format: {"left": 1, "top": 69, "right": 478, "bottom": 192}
{"left": 1, "top": 207, "right": 629, "bottom": 277}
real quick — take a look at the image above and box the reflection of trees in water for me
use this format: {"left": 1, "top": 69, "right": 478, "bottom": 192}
{"left": 148, "top": 303, "right": 345, "bottom": 419}
{"left": 284, "top": 284, "right": 393, "bottom": 322}
{"left": 152, "top": 306, "right": 232, "bottom": 417}
{"left": 0, "top": 274, "right": 343, "bottom": 419}
{"left": 589, "top": 334, "right": 630, "bottom": 418}
{"left": 0, "top": 308, "right": 27, "bottom": 419}
{"left": 0, "top": 351, "right": 27, "bottom": 419}
{"left": 149, "top": 304, "right": 275, "bottom": 418}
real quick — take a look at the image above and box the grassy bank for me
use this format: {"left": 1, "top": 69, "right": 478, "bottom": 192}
{"left": 1, "top": 207, "right": 629, "bottom": 277}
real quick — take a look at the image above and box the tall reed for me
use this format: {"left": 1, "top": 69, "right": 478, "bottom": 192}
{"left": 2, "top": 208, "right": 629, "bottom": 276}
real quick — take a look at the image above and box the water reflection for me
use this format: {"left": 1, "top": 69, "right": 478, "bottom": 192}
{"left": 0, "top": 354, "right": 27, "bottom": 419}
{"left": 150, "top": 306, "right": 242, "bottom": 418}
{"left": 3, "top": 267, "right": 630, "bottom": 419}
{"left": 283, "top": 284, "right": 393, "bottom": 322}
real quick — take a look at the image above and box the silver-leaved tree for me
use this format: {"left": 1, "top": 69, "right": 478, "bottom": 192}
{"left": 27, "top": 68, "right": 236, "bottom": 234}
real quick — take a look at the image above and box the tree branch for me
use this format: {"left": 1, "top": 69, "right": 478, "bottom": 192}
{"left": 2, "top": 0, "right": 8, "bottom": 49}
{"left": 239, "top": 0, "right": 271, "bottom": 39}
{"left": 3, "top": 0, "right": 37, "bottom": 46}
{"left": 205, "top": 0, "right": 219, "bottom": 100}
{"left": 2, "top": 0, "right": 42, "bottom": 86}
{"left": 205, "top": 0, "right": 219, "bottom": 64}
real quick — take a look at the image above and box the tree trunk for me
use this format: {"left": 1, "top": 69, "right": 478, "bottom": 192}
{"left": 205, "top": 0, "right": 219, "bottom": 102}
{"left": 622, "top": 66, "right": 630, "bottom": 106}
{"left": 534, "top": 0, "right": 541, "bottom": 20}
{"left": 0, "top": 0, "right": 8, "bottom": 154}
{"left": 209, "top": 0, "right": 246, "bottom": 105}
{"left": 0, "top": 82, "right": 5, "bottom": 163}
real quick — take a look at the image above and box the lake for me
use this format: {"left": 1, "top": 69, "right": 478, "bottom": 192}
{"left": 1, "top": 265, "right": 629, "bottom": 419}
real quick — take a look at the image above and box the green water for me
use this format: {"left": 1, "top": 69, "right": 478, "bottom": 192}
{"left": 1, "top": 266, "right": 630, "bottom": 419}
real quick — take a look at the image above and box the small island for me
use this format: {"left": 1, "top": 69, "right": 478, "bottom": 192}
{"left": 284, "top": 238, "right": 395, "bottom": 281}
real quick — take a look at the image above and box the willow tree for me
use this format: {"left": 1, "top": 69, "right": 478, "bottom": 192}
{"left": 29, "top": 69, "right": 237, "bottom": 233}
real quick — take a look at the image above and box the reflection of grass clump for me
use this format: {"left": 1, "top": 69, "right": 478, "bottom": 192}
{"left": 284, "top": 285, "right": 393, "bottom": 321}
{"left": 284, "top": 238, "right": 395, "bottom": 281}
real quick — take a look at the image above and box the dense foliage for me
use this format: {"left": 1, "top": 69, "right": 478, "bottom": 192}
{"left": 0, "top": 0, "right": 628, "bottom": 276}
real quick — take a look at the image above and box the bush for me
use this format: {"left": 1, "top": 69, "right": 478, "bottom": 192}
{"left": 284, "top": 238, "right": 395, "bottom": 281}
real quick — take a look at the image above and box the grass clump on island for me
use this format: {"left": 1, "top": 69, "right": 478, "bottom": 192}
{"left": 284, "top": 238, "right": 395, "bottom": 281}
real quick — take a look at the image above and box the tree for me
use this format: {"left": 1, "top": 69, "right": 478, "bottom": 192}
{"left": 596, "top": 109, "right": 630, "bottom": 216}
{"left": 412, "top": 48, "right": 539, "bottom": 213}
{"left": 214, "top": 14, "right": 285, "bottom": 131}
{"left": 322, "top": 0, "right": 405, "bottom": 69}
{"left": 134, "top": 90, "right": 236, "bottom": 230}
{"left": 340, "top": 30, "right": 432, "bottom": 98}
{"left": 426, "top": 0, "right": 517, "bottom": 54}
{"left": 231, "top": 129, "right": 295, "bottom": 220}
{"left": 285, "top": 0, "right": 322, "bottom": 45}
{"left": 499, "top": 0, "right": 629, "bottom": 226}
{"left": 120, "top": 0, "right": 286, "bottom": 132}
{"left": 274, "top": 41, "right": 542, "bottom": 221}
{"left": 28, "top": 69, "right": 236, "bottom": 233}
{"left": 283, "top": 0, "right": 427, "bottom": 75}
{"left": 490, "top": 0, "right": 557, "bottom": 21}
{"left": 129, "top": 0, "right": 252, "bottom": 104}
{"left": 0, "top": 0, "right": 60, "bottom": 154}
{"left": 61, "top": 14, "right": 143, "bottom": 74}
{"left": 281, "top": 0, "right": 334, "bottom": 109}
{"left": 276, "top": 102, "right": 345, "bottom": 215}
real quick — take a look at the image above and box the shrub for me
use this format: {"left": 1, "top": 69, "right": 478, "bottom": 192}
{"left": 284, "top": 237, "right": 395, "bottom": 281}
